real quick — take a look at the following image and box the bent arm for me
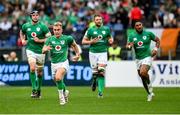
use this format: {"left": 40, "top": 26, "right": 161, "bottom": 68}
{"left": 154, "top": 37, "right": 160, "bottom": 48}
{"left": 42, "top": 45, "right": 51, "bottom": 54}
{"left": 34, "top": 32, "right": 51, "bottom": 43}
{"left": 82, "top": 37, "right": 92, "bottom": 45}
{"left": 71, "top": 41, "right": 80, "bottom": 56}
{"left": 19, "top": 30, "right": 26, "bottom": 41}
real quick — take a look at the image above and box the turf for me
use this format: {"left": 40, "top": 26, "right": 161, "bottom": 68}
{"left": 0, "top": 86, "right": 180, "bottom": 114}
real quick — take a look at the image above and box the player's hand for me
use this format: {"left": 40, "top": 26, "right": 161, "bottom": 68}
{"left": 108, "top": 38, "right": 113, "bottom": 45}
{"left": 72, "top": 54, "right": 80, "bottom": 61}
{"left": 46, "top": 45, "right": 52, "bottom": 51}
{"left": 151, "top": 49, "right": 158, "bottom": 57}
{"left": 90, "top": 37, "right": 100, "bottom": 44}
{"left": 21, "top": 39, "right": 27, "bottom": 45}
{"left": 33, "top": 37, "right": 41, "bottom": 43}
{"left": 42, "top": 45, "right": 52, "bottom": 54}
{"left": 126, "top": 42, "right": 134, "bottom": 50}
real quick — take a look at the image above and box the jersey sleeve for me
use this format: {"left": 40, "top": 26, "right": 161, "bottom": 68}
{"left": 42, "top": 23, "right": 50, "bottom": 36}
{"left": 149, "top": 31, "right": 156, "bottom": 40}
{"left": 67, "top": 36, "right": 74, "bottom": 46}
{"left": 127, "top": 34, "right": 133, "bottom": 43}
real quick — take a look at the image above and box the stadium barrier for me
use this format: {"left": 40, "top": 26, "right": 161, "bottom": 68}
{"left": 106, "top": 61, "right": 180, "bottom": 87}
{"left": 0, "top": 61, "right": 180, "bottom": 87}
{"left": 0, "top": 62, "right": 92, "bottom": 86}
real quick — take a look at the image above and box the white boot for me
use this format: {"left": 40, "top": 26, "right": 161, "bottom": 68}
{"left": 64, "top": 90, "right": 69, "bottom": 103}
{"left": 58, "top": 90, "right": 66, "bottom": 105}
{"left": 147, "top": 92, "right": 155, "bottom": 102}
{"left": 148, "top": 83, "right": 153, "bottom": 93}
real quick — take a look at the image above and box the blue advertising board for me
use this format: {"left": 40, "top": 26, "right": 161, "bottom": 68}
{"left": 0, "top": 62, "right": 92, "bottom": 86}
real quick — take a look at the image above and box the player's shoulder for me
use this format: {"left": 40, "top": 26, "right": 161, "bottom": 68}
{"left": 62, "top": 34, "right": 74, "bottom": 39}
{"left": 102, "top": 25, "right": 110, "bottom": 30}
{"left": 47, "top": 35, "right": 54, "bottom": 40}
{"left": 38, "top": 21, "right": 47, "bottom": 26}
{"left": 129, "top": 31, "right": 136, "bottom": 37}
{"left": 22, "top": 22, "right": 31, "bottom": 27}
{"left": 87, "top": 26, "right": 95, "bottom": 31}
{"left": 143, "top": 30, "right": 153, "bottom": 34}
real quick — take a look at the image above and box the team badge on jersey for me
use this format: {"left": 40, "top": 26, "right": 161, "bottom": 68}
{"left": 36, "top": 27, "right": 40, "bottom": 31}
{"left": 93, "top": 31, "right": 97, "bottom": 34}
{"left": 60, "top": 40, "right": 65, "bottom": 45}
{"left": 98, "top": 35, "right": 103, "bottom": 40}
{"left": 27, "top": 28, "right": 31, "bottom": 31}
{"left": 55, "top": 45, "right": 61, "bottom": 51}
{"left": 102, "top": 31, "right": 106, "bottom": 34}
{"left": 137, "top": 41, "right": 143, "bottom": 46}
{"left": 31, "top": 32, "right": 37, "bottom": 37}
{"left": 133, "top": 38, "right": 137, "bottom": 41}
{"left": 143, "top": 36, "right": 147, "bottom": 40}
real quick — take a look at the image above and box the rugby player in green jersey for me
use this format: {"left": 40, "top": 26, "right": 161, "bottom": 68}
{"left": 20, "top": 10, "right": 51, "bottom": 98}
{"left": 126, "top": 21, "right": 160, "bottom": 101}
{"left": 42, "top": 22, "right": 80, "bottom": 105}
{"left": 82, "top": 14, "right": 113, "bottom": 98}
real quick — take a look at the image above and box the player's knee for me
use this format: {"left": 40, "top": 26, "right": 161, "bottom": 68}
{"left": 92, "top": 68, "right": 98, "bottom": 75}
{"left": 97, "top": 66, "right": 105, "bottom": 77}
{"left": 98, "top": 66, "right": 105, "bottom": 73}
{"left": 140, "top": 71, "right": 147, "bottom": 77}
{"left": 37, "top": 67, "right": 43, "bottom": 76}
{"left": 37, "top": 71, "right": 43, "bottom": 77}
{"left": 55, "top": 77, "right": 62, "bottom": 81}
{"left": 30, "top": 67, "right": 36, "bottom": 73}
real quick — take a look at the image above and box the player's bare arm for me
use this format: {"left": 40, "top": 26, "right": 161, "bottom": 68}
{"left": 71, "top": 41, "right": 80, "bottom": 61}
{"left": 82, "top": 37, "right": 100, "bottom": 45}
{"left": 42, "top": 45, "right": 52, "bottom": 54}
{"left": 151, "top": 37, "right": 160, "bottom": 57}
{"left": 19, "top": 30, "right": 27, "bottom": 45}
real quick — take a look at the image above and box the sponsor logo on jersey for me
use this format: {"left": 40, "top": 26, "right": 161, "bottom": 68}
{"left": 27, "top": 28, "right": 31, "bottom": 31}
{"left": 60, "top": 40, "right": 65, "bottom": 45}
{"left": 55, "top": 45, "right": 61, "bottom": 51}
{"left": 31, "top": 32, "right": 37, "bottom": 37}
{"left": 102, "top": 31, "right": 106, "bottom": 34}
{"left": 51, "top": 41, "right": 55, "bottom": 44}
{"left": 93, "top": 31, "right": 97, "bottom": 34}
{"left": 143, "top": 36, "right": 147, "bottom": 40}
{"left": 36, "top": 27, "right": 40, "bottom": 31}
{"left": 137, "top": 41, "right": 143, "bottom": 46}
{"left": 133, "top": 38, "right": 137, "bottom": 41}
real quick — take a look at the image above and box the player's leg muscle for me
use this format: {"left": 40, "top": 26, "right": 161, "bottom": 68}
{"left": 55, "top": 68, "right": 66, "bottom": 81}
{"left": 97, "top": 64, "right": 106, "bottom": 76}
{"left": 139, "top": 64, "right": 150, "bottom": 78}
{"left": 29, "top": 61, "right": 36, "bottom": 72}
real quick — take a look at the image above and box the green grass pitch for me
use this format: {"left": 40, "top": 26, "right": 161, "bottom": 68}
{"left": 0, "top": 86, "right": 180, "bottom": 114}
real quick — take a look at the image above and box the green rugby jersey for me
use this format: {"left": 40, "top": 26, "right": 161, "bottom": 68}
{"left": 84, "top": 25, "right": 112, "bottom": 53}
{"left": 21, "top": 21, "right": 50, "bottom": 54}
{"left": 45, "top": 35, "right": 74, "bottom": 63}
{"left": 128, "top": 30, "right": 156, "bottom": 59}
